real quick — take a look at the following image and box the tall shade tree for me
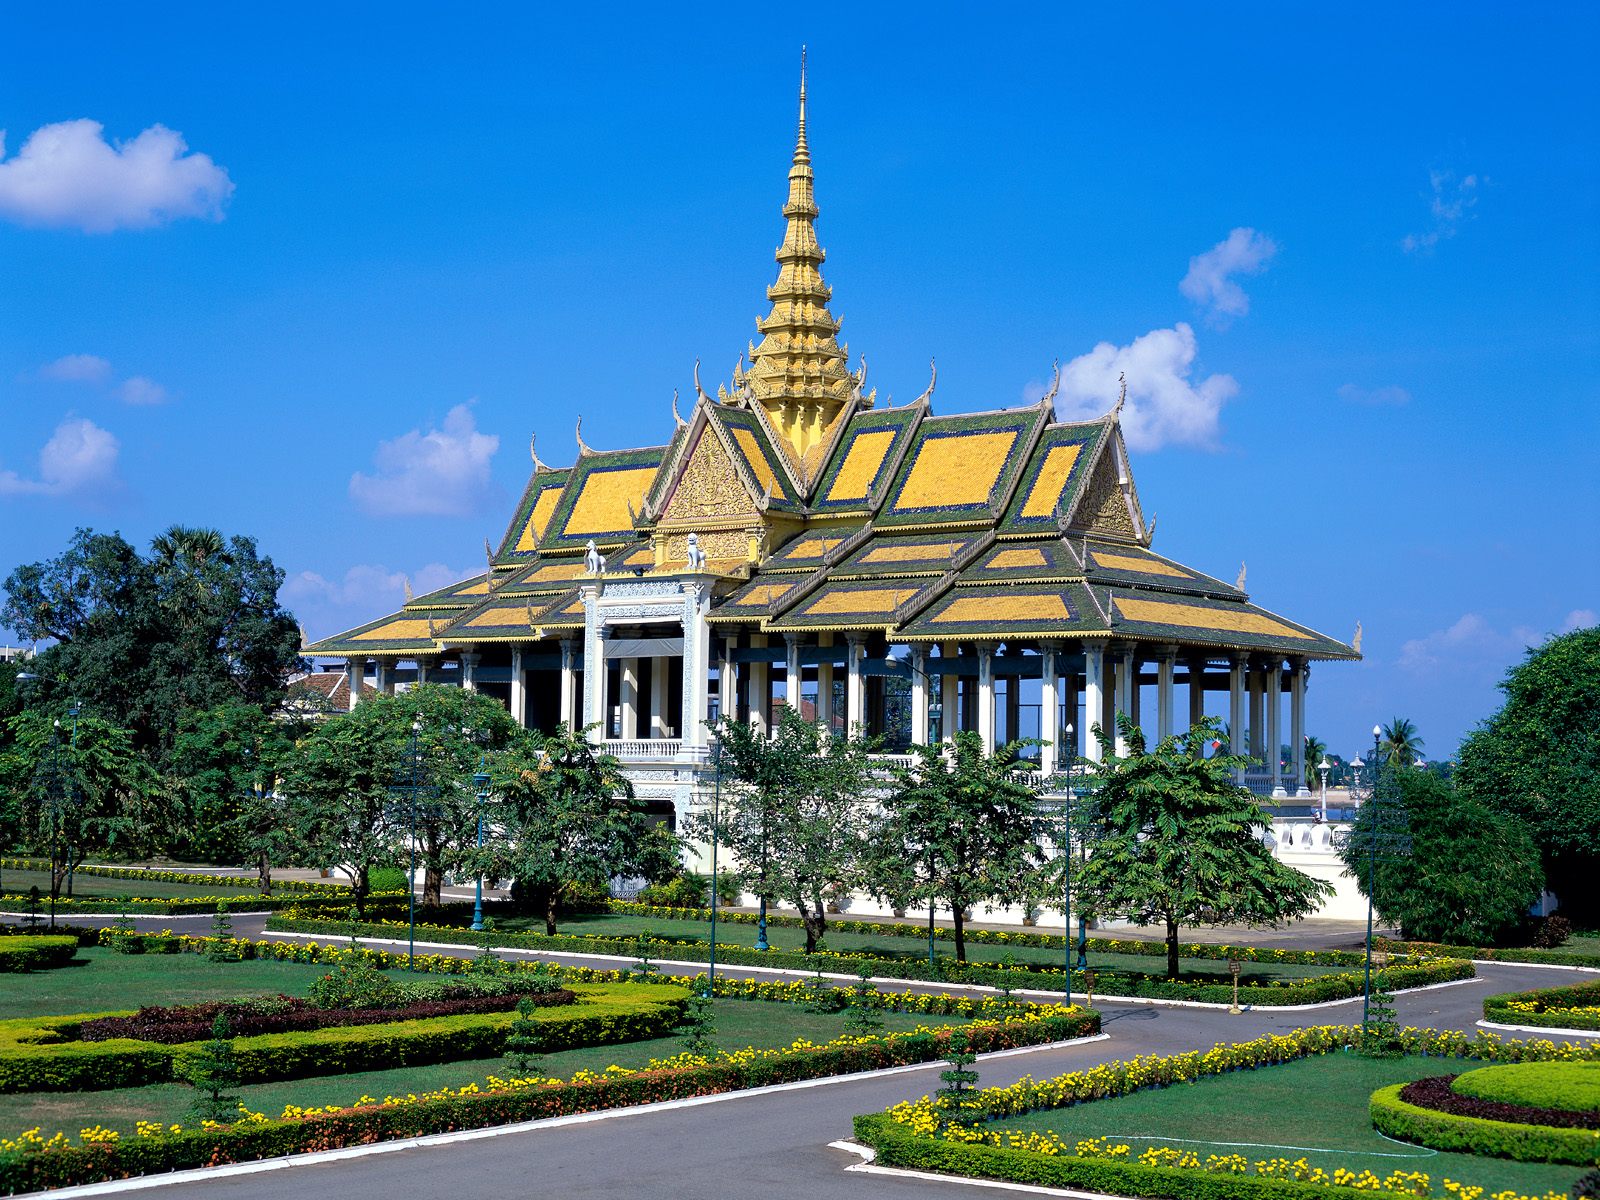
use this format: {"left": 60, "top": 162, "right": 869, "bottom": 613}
{"left": 1379, "top": 717, "right": 1425, "bottom": 768}
{"left": 1339, "top": 767, "right": 1543, "bottom": 945}
{"left": 482, "top": 724, "right": 678, "bottom": 935}
{"left": 700, "top": 708, "right": 875, "bottom": 953}
{"left": 0, "top": 708, "right": 164, "bottom": 900}
{"left": 1, "top": 528, "right": 304, "bottom": 758}
{"left": 1303, "top": 735, "right": 1328, "bottom": 793}
{"left": 1074, "top": 716, "right": 1330, "bottom": 979}
{"left": 874, "top": 731, "right": 1049, "bottom": 962}
{"left": 1456, "top": 625, "right": 1600, "bottom": 920}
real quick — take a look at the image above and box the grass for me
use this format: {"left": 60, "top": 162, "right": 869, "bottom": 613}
{"left": 992, "top": 1053, "right": 1585, "bottom": 1196}
{"left": 0, "top": 998, "right": 967, "bottom": 1136}
{"left": 0, "top": 868, "right": 252, "bottom": 902}
{"left": 0, "top": 947, "right": 333, "bottom": 1020}
{"left": 484, "top": 912, "right": 1337, "bottom": 982}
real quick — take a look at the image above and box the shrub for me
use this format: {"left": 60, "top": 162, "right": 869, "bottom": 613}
{"left": 366, "top": 866, "right": 408, "bottom": 893}
{"left": 637, "top": 876, "right": 707, "bottom": 909}
{"left": 0, "top": 935, "right": 78, "bottom": 973}
{"left": 181, "top": 1013, "right": 240, "bottom": 1123}
{"left": 307, "top": 964, "right": 405, "bottom": 1011}
{"left": 502, "top": 998, "right": 544, "bottom": 1075}
{"left": 1451, "top": 1061, "right": 1600, "bottom": 1114}
{"left": 1370, "top": 1082, "right": 1600, "bottom": 1165}
{"left": 1483, "top": 978, "right": 1600, "bottom": 1032}
{"left": 1529, "top": 914, "right": 1573, "bottom": 948}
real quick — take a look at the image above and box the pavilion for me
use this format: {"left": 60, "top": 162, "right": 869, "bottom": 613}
{"left": 305, "top": 63, "right": 1358, "bottom": 828}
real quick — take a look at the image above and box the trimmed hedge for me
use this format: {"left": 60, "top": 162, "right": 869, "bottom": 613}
{"left": 1484, "top": 978, "right": 1600, "bottom": 1032}
{"left": 1452, "top": 1061, "right": 1600, "bottom": 1114}
{"left": 270, "top": 915, "right": 1473, "bottom": 1005}
{"left": 1395, "top": 936, "right": 1600, "bottom": 970}
{"left": 0, "top": 982, "right": 685, "bottom": 1093}
{"left": 0, "top": 937, "right": 77, "bottom": 973}
{"left": 1370, "top": 1081, "right": 1600, "bottom": 1165}
{"left": 0, "top": 859, "right": 348, "bottom": 895}
{"left": 0, "top": 1007, "right": 1094, "bottom": 1194}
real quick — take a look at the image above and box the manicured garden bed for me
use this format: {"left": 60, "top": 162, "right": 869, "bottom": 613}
{"left": 0, "top": 937, "right": 77, "bottom": 974}
{"left": 852, "top": 1027, "right": 1600, "bottom": 1199}
{"left": 1484, "top": 979, "right": 1600, "bottom": 1032}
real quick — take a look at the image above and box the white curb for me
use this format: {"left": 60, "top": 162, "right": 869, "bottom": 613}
{"left": 1476, "top": 1019, "right": 1600, "bottom": 1039}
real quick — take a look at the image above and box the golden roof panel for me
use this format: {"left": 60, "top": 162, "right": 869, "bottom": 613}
{"left": 898, "top": 582, "right": 1102, "bottom": 641}
{"left": 878, "top": 408, "right": 1041, "bottom": 527}
{"left": 766, "top": 577, "right": 939, "bottom": 631}
{"left": 999, "top": 424, "right": 1103, "bottom": 532}
{"left": 812, "top": 406, "right": 921, "bottom": 512}
{"left": 540, "top": 445, "right": 667, "bottom": 550}
{"left": 493, "top": 468, "right": 571, "bottom": 564}
{"left": 834, "top": 532, "right": 978, "bottom": 577}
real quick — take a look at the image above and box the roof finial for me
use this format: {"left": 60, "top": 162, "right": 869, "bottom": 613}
{"left": 529, "top": 433, "right": 550, "bottom": 472}
{"left": 1352, "top": 622, "right": 1363, "bottom": 654}
{"left": 795, "top": 45, "right": 809, "bottom": 166}
{"left": 671, "top": 389, "right": 687, "bottom": 428}
{"left": 1041, "top": 359, "right": 1061, "bottom": 407}
{"left": 575, "top": 416, "right": 593, "bottom": 457}
{"left": 1114, "top": 371, "right": 1128, "bottom": 417}
{"left": 1235, "top": 562, "right": 1247, "bottom": 590}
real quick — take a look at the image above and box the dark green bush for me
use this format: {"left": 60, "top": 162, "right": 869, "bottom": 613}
{"left": 0, "top": 935, "right": 78, "bottom": 972}
{"left": 1369, "top": 1083, "right": 1600, "bottom": 1165}
{"left": 636, "top": 876, "right": 707, "bottom": 908}
{"left": 307, "top": 964, "right": 405, "bottom": 1011}
{"left": 1451, "top": 1061, "right": 1600, "bottom": 1113}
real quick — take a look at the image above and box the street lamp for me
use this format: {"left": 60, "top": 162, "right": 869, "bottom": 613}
{"left": 1361, "top": 723, "right": 1384, "bottom": 1030}
{"left": 706, "top": 738, "right": 723, "bottom": 996}
{"left": 1060, "top": 721, "right": 1076, "bottom": 1004}
{"left": 1317, "top": 757, "right": 1331, "bottom": 821}
{"left": 471, "top": 751, "right": 491, "bottom": 932}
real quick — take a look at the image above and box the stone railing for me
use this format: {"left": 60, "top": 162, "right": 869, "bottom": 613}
{"left": 604, "top": 738, "right": 683, "bottom": 760}
{"left": 1267, "top": 818, "right": 1352, "bottom": 855}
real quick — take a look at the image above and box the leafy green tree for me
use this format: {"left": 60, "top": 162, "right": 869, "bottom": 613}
{"left": 874, "top": 731, "right": 1047, "bottom": 963}
{"left": 1303, "top": 735, "right": 1328, "bottom": 793}
{"left": 1338, "top": 767, "right": 1542, "bottom": 945}
{"left": 182, "top": 1012, "right": 241, "bottom": 1122}
{"left": 700, "top": 708, "right": 875, "bottom": 954}
{"left": 1379, "top": 717, "right": 1425, "bottom": 768}
{"left": 482, "top": 724, "right": 678, "bottom": 935}
{"left": 0, "top": 527, "right": 303, "bottom": 761}
{"left": 1456, "top": 625, "right": 1600, "bottom": 919}
{"left": 167, "top": 702, "right": 297, "bottom": 871}
{"left": 1074, "top": 716, "right": 1330, "bottom": 980}
{"left": 502, "top": 997, "right": 545, "bottom": 1076}
{"left": 0, "top": 708, "right": 164, "bottom": 899}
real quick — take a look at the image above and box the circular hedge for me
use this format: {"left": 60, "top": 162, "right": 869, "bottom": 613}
{"left": 1370, "top": 1082, "right": 1600, "bottom": 1166}
{"left": 1453, "top": 1062, "right": 1600, "bottom": 1115}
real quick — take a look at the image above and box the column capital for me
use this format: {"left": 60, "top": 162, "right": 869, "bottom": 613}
{"left": 783, "top": 631, "right": 806, "bottom": 647}
{"left": 1230, "top": 650, "right": 1251, "bottom": 667}
{"left": 458, "top": 651, "right": 480, "bottom": 665}
{"left": 1081, "top": 637, "right": 1107, "bottom": 654}
{"left": 1155, "top": 644, "right": 1180, "bottom": 663}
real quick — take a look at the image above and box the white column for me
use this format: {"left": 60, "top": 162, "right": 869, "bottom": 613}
{"left": 977, "top": 646, "right": 996, "bottom": 755}
{"left": 1082, "top": 639, "right": 1106, "bottom": 763}
{"left": 910, "top": 645, "right": 930, "bottom": 744}
{"left": 510, "top": 646, "right": 526, "bottom": 728}
{"left": 940, "top": 643, "right": 959, "bottom": 742}
{"left": 1113, "top": 646, "right": 1135, "bottom": 755}
{"left": 580, "top": 587, "right": 604, "bottom": 742}
{"left": 1267, "top": 657, "right": 1284, "bottom": 797}
{"left": 681, "top": 582, "right": 712, "bottom": 748}
{"left": 816, "top": 633, "right": 834, "bottom": 730}
{"left": 374, "top": 659, "right": 396, "bottom": 696}
{"left": 749, "top": 635, "right": 769, "bottom": 734}
{"left": 1156, "top": 647, "right": 1176, "bottom": 740}
{"left": 1039, "top": 644, "right": 1059, "bottom": 776}
{"left": 648, "top": 657, "right": 667, "bottom": 737}
{"left": 845, "top": 634, "right": 867, "bottom": 733}
{"left": 560, "top": 639, "right": 578, "bottom": 731}
{"left": 1228, "top": 653, "right": 1248, "bottom": 781}
{"left": 1188, "top": 655, "right": 1207, "bottom": 730}
{"left": 719, "top": 637, "right": 739, "bottom": 726}
{"left": 619, "top": 658, "right": 639, "bottom": 739}
{"left": 459, "top": 652, "right": 480, "bottom": 694}
{"left": 785, "top": 634, "right": 804, "bottom": 714}
{"left": 416, "top": 656, "right": 432, "bottom": 685}
{"left": 1247, "top": 660, "right": 1264, "bottom": 764}
{"left": 1288, "top": 660, "right": 1307, "bottom": 795}
{"left": 346, "top": 657, "right": 367, "bottom": 711}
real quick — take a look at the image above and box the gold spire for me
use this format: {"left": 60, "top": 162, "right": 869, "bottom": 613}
{"left": 731, "top": 47, "right": 867, "bottom": 474}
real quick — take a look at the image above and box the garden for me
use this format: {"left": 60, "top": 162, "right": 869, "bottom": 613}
{"left": 0, "top": 928, "right": 1099, "bottom": 1193}
{"left": 852, "top": 1026, "right": 1600, "bottom": 1200}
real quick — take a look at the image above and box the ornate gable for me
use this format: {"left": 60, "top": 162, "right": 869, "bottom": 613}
{"left": 1065, "top": 423, "right": 1147, "bottom": 544}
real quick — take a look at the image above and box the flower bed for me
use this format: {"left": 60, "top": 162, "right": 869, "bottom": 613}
{"left": 270, "top": 914, "right": 1473, "bottom": 1005}
{"left": 1484, "top": 979, "right": 1600, "bottom": 1032}
{"left": 1396, "top": 1076, "right": 1598, "bottom": 1131}
{"left": 0, "top": 859, "right": 348, "bottom": 895}
{"left": 853, "top": 1027, "right": 1600, "bottom": 1200}
{"left": 1394, "top": 937, "right": 1600, "bottom": 970}
{"left": 1371, "top": 1082, "right": 1599, "bottom": 1167}
{"left": 0, "top": 990, "right": 1097, "bottom": 1194}
{"left": 0, "top": 937, "right": 77, "bottom": 973}
{"left": 0, "top": 891, "right": 393, "bottom": 917}
{"left": 1452, "top": 1062, "right": 1600, "bottom": 1113}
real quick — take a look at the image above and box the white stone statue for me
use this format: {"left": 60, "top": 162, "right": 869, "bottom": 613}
{"left": 685, "top": 532, "right": 707, "bottom": 570}
{"left": 584, "top": 539, "right": 603, "bottom": 574}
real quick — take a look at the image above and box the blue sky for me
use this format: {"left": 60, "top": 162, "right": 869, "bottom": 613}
{"left": 2, "top": 4, "right": 1596, "bottom": 761}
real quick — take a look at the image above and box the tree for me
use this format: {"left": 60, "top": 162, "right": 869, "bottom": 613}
{"left": 167, "top": 702, "right": 298, "bottom": 870}
{"left": 0, "top": 707, "right": 164, "bottom": 900}
{"left": 1303, "top": 735, "right": 1328, "bottom": 793}
{"left": 701, "top": 708, "right": 875, "bottom": 954}
{"left": 1338, "top": 767, "right": 1543, "bottom": 945}
{"left": 483, "top": 724, "right": 678, "bottom": 935}
{"left": 1074, "top": 716, "right": 1330, "bottom": 980}
{"left": 1379, "top": 717, "right": 1425, "bottom": 768}
{"left": 874, "top": 731, "right": 1048, "bottom": 962}
{"left": 182, "top": 1012, "right": 241, "bottom": 1122}
{"left": 1456, "top": 625, "right": 1600, "bottom": 920}
{"left": 1, "top": 527, "right": 303, "bottom": 760}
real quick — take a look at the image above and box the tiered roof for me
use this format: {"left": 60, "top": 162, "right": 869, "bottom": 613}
{"left": 307, "top": 61, "right": 1355, "bottom": 665}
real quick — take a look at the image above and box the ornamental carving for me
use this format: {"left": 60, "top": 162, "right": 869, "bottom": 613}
{"left": 666, "top": 431, "right": 757, "bottom": 521}
{"left": 1079, "top": 454, "right": 1135, "bottom": 538}
{"left": 661, "top": 528, "right": 749, "bottom": 564}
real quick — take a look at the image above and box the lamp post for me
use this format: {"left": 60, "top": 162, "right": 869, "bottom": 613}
{"left": 1317, "top": 757, "right": 1332, "bottom": 822}
{"left": 471, "top": 752, "right": 490, "bottom": 932}
{"left": 1362, "top": 723, "right": 1382, "bottom": 1029}
{"left": 1060, "top": 721, "right": 1076, "bottom": 1004}
{"left": 706, "top": 738, "right": 722, "bottom": 996}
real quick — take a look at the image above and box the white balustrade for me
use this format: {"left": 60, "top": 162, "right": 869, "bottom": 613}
{"left": 604, "top": 738, "right": 683, "bottom": 760}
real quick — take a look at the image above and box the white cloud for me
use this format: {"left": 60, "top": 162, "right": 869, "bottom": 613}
{"left": 348, "top": 403, "right": 500, "bottom": 517}
{"left": 0, "top": 120, "right": 234, "bottom": 233}
{"left": 1561, "top": 609, "right": 1597, "bottom": 634}
{"left": 1398, "top": 613, "right": 1545, "bottom": 676}
{"left": 1179, "top": 227, "right": 1278, "bottom": 325}
{"left": 1338, "top": 383, "right": 1411, "bottom": 406}
{"left": 0, "top": 417, "right": 121, "bottom": 497}
{"left": 1035, "top": 323, "right": 1238, "bottom": 452}
{"left": 38, "top": 353, "right": 112, "bottom": 383}
{"left": 116, "top": 376, "right": 169, "bottom": 406}
{"left": 1402, "top": 170, "right": 1479, "bottom": 254}
{"left": 283, "top": 562, "right": 467, "bottom": 641}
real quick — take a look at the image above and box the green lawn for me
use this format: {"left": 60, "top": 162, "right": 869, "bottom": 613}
{"left": 0, "top": 868, "right": 254, "bottom": 902}
{"left": 0, "top": 947, "right": 333, "bottom": 1019}
{"left": 992, "top": 1054, "right": 1584, "bottom": 1196}
{"left": 494, "top": 912, "right": 1336, "bottom": 982}
{"left": 0, "top": 998, "right": 966, "bottom": 1136}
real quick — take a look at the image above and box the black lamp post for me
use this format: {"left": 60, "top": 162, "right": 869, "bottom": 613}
{"left": 1060, "top": 721, "right": 1075, "bottom": 1003}
{"left": 1362, "top": 723, "right": 1383, "bottom": 1029}
{"left": 471, "top": 751, "right": 490, "bottom": 932}
{"left": 706, "top": 738, "right": 722, "bottom": 995}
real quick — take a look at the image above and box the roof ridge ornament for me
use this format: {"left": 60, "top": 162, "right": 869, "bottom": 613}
{"left": 1352, "top": 622, "right": 1363, "bottom": 654}
{"left": 575, "top": 417, "right": 594, "bottom": 457}
{"left": 403, "top": 575, "right": 413, "bottom": 603}
{"left": 693, "top": 359, "right": 714, "bottom": 406}
{"left": 529, "top": 433, "right": 551, "bottom": 472}
{"left": 1235, "top": 562, "right": 1247, "bottom": 590}
{"left": 912, "top": 357, "right": 937, "bottom": 407}
{"left": 1112, "top": 371, "right": 1127, "bottom": 419}
{"left": 1040, "top": 358, "right": 1061, "bottom": 408}
{"left": 671, "top": 389, "right": 687, "bottom": 427}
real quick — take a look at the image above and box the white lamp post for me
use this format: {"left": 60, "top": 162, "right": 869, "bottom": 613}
{"left": 1317, "top": 757, "right": 1331, "bottom": 821}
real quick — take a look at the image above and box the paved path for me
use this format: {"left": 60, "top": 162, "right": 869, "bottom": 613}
{"left": 22, "top": 916, "right": 1595, "bottom": 1200}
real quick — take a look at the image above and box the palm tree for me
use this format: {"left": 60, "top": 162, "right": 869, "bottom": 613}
{"left": 1379, "top": 717, "right": 1424, "bottom": 768}
{"left": 1303, "top": 735, "right": 1327, "bottom": 792}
